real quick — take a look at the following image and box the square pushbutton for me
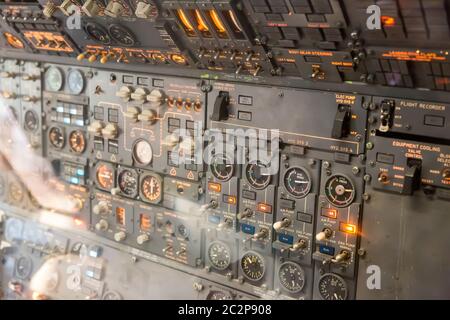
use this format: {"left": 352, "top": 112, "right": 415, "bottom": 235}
{"left": 238, "top": 111, "right": 252, "bottom": 121}
{"left": 424, "top": 115, "right": 445, "bottom": 127}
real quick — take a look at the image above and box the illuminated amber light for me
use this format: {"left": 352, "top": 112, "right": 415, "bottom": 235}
{"left": 322, "top": 208, "right": 338, "bottom": 219}
{"left": 74, "top": 218, "right": 84, "bottom": 227}
{"left": 3, "top": 32, "right": 24, "bottom": 49}
{"left": 381, "top": 16, "right": 396, "bottom": 26}
{"left": 257, "top": 203, "right": 272, "bottom": 214}
{"left": 227, "top": 10, "right": 242, "bottom": 32}
{"left": 170, "top": 54, "right": 187, "bottom": 65}
{"left": 208, "top": 10, "right": 227, "bottom": 34}
{"left": 224, "top": 195, "right": 237, "bottom": 205}
{"left": 339, "top": 222, "right": 357, "bottom": 234}
{"left": 23, "top": 31, "right": 73, "bottom": 52}
{"left": 140, "top": 214, "right": 152, "bottom": 231}
{"left": 208, "top": 182, "right": 221, "bottom": 192}
{"left": 177, "top": 9, "right": 194, "bottom": 32}
{"left": 116, "top": 207, "right": 126, "bottom": 226}
{"left": 195, "top": 9, "right": 210, "bottom": 32}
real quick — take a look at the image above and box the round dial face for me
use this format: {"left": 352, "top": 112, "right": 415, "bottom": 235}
{"left": 9, "top": 182, "right": 24, "bottom": 203}
{"left": 24, "top": 110, "right": 38, "bottom": 132}
{"left": 210, "top": 154, "right": 234, "bottom": 181}
{"left": 108, "top": 24, "right": 136, "bottom": 46}
{"left": 208, "top": 242, "right": 231, "bottom": 271}
{"left": 324, "top": 174, "right": 356, "bottom": 208}
{"left": 15, "top": 256, "right": 33, "bottom": 279}
{"left": 5, "top": 218, "right": 23, "bottom": 242}
{"left": 278, "top": 262, "right": 306, "bottom": 293}
{"left": 318, "top": 273, "right": 348, "bottom": 300}
{"left": 45, "top": 67, "right": 63, "bottom": 92}
{"left": 245, "top": 162, "right": 271, "bottom": 190}
{"left": 96, "top": 164, "right": 114, "bottom": 190}
{"left": 49, "top": 127, "right": 65, "bottom": 149}
{"left": 133, "top": 140, "right": 153, "bottom": 165}
{"left": 84, "top": 22, "right": 111, "bottom": 45}
{"left": 140, "top": 174, "right": 162, "bottom": 203}
{"left": 177, "top": 224, "right": 189, "bottom": 239}
{"left": 118, "top": 169, "right": 138, "bottom": 198}
{"left": 67, "top": 69, "right": 85, "bottom": 95}
{"left": 284, "top": 167, "right": 311, "bottom": 198}
{"left": 206, "top": 291, "right": 233, "bottom": 300}
{"left": 69, "top": 130, "right": 86, "bottom": 154}
{"left": 240, "top": 251, "right": 265, "bottom": 281}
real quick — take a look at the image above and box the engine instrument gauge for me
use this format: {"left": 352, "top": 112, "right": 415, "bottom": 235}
{"left": 69, "top": 130, "right": 86, "bottom": 154}
{"left": 96, "top": 163, "right": 115, "bottom": 191}
{"left": 84, "top": 22, "right": 111, "bottom": 45}
{"left": 240, "top": 251, "right": 265, "bottom": 281}
{"left": 24, "top": 110, "right": 38, "bottom": 132}
{"left": 318, "top": 273, "right": 348, "bottom": 300}
{"left": 284, "top": 167, "right": 311, "bottom": 198}
{"left": 140, "top": 173, "right": 162, "bottom": 203}
{"left": 324, "top": 174, "right": 356, "bottom": 208}
{"left": 278, "top": 261, "right": 305, "bottom": 293}
{"left": 210, "top": 153, "right": 234, "bottom": 181}
{"left": 15, "top": 256, "right": 33, "bottom": 279}
{"left": 49, "top": 127, "right": 65, "bottom": 149}
{"left": 45, "top": 66, "right": 63, "bottom": 92}
{"left": 207, "top": 241, "right": 231, "bottom": 271}
{"left": 118, "top": 168, "right": 138, "bottom": 198}
{"left": 132, "top": 139, "right": 153, "bottom": 165}
{"left": 67, "top": 69, "right": 85, "bottom": 95}
{"left": 108, "top": 24, "right": 137, "bottom": 47}
{"left": 245, "top": 162, "right": 271, "bottom": 190}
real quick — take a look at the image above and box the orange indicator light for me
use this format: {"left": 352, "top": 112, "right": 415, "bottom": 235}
{"left": 381, "top": 16, "right": 396, "bottom": 27}
{"left": 339, "top": 222, "right": 357, "bottom": 234}
{"left": 322, "top": 208, "right": 338, "bottom": 219}
{"left": 208, "top": 182, "right": 221, "bottom": 192}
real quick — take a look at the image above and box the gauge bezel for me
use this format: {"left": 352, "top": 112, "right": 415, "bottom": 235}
{"left": 15, "top": 255, "right": 33, "bottom": 279}
{"left": 278, "top": 261, "right": 306, "bottom": 293}
{"left": 67, "top": 69, "right": 85, "bottom": 95}
{"left": 84, "top": 22, "right": 111, "bottom": 45}
{"left": 49, "top": 126, "right": 65, "bottom": 149}
{"left": 245, "top": 162, "right": 271, "bottom": 190}
{"left": 117, "top": 167, "right": 139, "bottom": 198}
{"left": 283, "top": 166, "right": 312, "bottom": 198}
{"left": 69, "top": 130, "right": 86, "bottom": 154}
{"left": 95, "top": 162, "right": 116, "bottom": 191}
{"left": 239, "top": 250, "right": 266, "bottom": 282}
{"left": 108, "top": 23, "right": 137, "bottom": 47}
{"left": 210, "top": 153, "right": 234, "bottom": 182}
{"left": 132, "top": 139, "right": 153, "bottom": 166}
{"left": 45, "top": 66, "right": 64, "bottom": 92}
{"left": 139, "top": 172, "right": 163, "bottom": 204}
{"left": 24, "top": 109, "right": 39, "bottom": 132}
{"left": 324, "top": 174, "right": 356, "bottom": 208}
{"left": 318, "top": 273, "right": 348, "bottom": 300}
{"left": 207, "top": 241, "right": 232, "bottom": 271}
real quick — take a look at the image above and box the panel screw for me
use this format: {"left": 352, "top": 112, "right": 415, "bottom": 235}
{"left": 323, "top": 161, "right": 330, "bottom": 169}
{"left": 366, "top": 142, "right": 374, "bottom": 150}
{"left": 363, "top": 174, "right": 372, "bottom": 182}
{"left": 358, "top": 249, "right": 366, "bottom": 257}
{"left": 363, "top": 193, "right": 371, "bottom": 201}
{"left": 352, "top": 166, "right": 360, "bottom": 175}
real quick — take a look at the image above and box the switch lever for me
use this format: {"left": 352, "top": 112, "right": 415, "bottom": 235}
{"left": 402, "top": 159, "right": 422, "bottom": 195}
{"left": 331, "top": 104, "right": 351, "bottom": 139}
{"left": 211, "top": 91, "right": 230, "bottom": 121}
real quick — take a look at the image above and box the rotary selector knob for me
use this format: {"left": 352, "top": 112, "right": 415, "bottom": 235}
{"left": 116, "top": 86, "right": 133, "bottom": 101}
{"left": 125, "top": 106, "right": 140, "bottom": 122}
{"left": 43, "top": 1, "right": 58, "bottom": 18}
{"left": 135, "top": 1, "right": 152, "bottom": 19}
{"left": 273, "top": 218, "right": 291, "bottom": 231}
{"left": 93, "top": 201, "right": 109, "bottom": 215}
{"left": 82, "top": 0, "right": 100, "bottom": 17}
{"left": 114, "top": 231, "right": 127, "bottom": 242}
{"left": 95, "top": 219, "right": 109, "bottom": 231}
{"left": 105, "top": 1, "right": 125, "bottom": 18}
{"left": 131, "top": 87, "right": 148, "bottom": 102}
{"left": 0, "top": 71, "right": 16, "bottom": 78}
{"left": 316, "top": 228, "right": 333, "bottom": 241}
{"left": 59, "top": 0, "right": 73, "bottom": 16}
{"left": 102, "top": 123, "right": 118, "bottom": 139}
{"left": 137, "top": 234, "right": 150, "bottom": 245}
{"left": 147, "top": 89, "right": 165, "bottom": 106}
{"left": 88, "top": 120, "right": 104, "bottom": 136}
{"left": 137, "top": 109, "right": 157, "bottom": 124}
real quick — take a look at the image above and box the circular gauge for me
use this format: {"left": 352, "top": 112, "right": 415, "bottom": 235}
{"left": 15, "top": 256, "right": 33, "bottom": 279}
{"left": 284, "top": 167, "right": 311, "bottom": 198}
{"left": 84, "top": 22, "right": 111, "bottom": 45}
{"left": 324, "top": 174, "right": 356, "bottom": 208}
{"left": 96, "top": 163, "right": 115, "bottom": 190}
{"left": 210, "top": 154, "right": 234, "bottom": 182}
{"left": 177, "top": 224, "right": 189, "bottom": 239}
{"left": 206, "top": 291, "right": 233, "bottom": 300}
{"left": 3, "top": 32, "right": 24, "bottom": 49}
{"left": 102, "top": 291, "right": 122, "bottom": 300}
{"left": 0, "top": 175, "right": 5, "bottom": 198}
{"left": 108, "top": 24, "right": 137, "bottom": 47}
{"left": 45, "top": 66, "right": 63, "bottom": 92}
{"left": 9, "top": 182, "right": 24, "bottom": 203}
{"left": 140, "top": 174, "right": 162, "bottom": 203}
{"left": 207, "top": 241, "right": 231, "bottom": 271}
{"left": 67, "top": 69, "right": 85, "bottom": 95}
{"left": 278, "top": 261, "right": 305, "bottom": 293}
{"left": 318, "top": 273, "right": 348, "bottom": 300}
{"left": 118, "top": 168, "right": 138, "bottom": 198}
{"left": 245, "top": 162, "right": 271, "bottom": 190}
{"left": 129, "top": 0, "right": 159, "bottom": 19}
{"left": 240, "top": 251, "right": 265, "bottom": 282}
{"left": 5, "top": 218, "right": 24, "bottom": 242}
{"left": 49, "top": 127, "right": 65, "bottom": 149}
{"left": 132, "top": 140, "right": 153, "bottom": 166}
{"left": 24, "top": 110, "right": 38, "bottom": 132}
{"left": 69, "top": 130, "right": 86, "bottom": 154}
